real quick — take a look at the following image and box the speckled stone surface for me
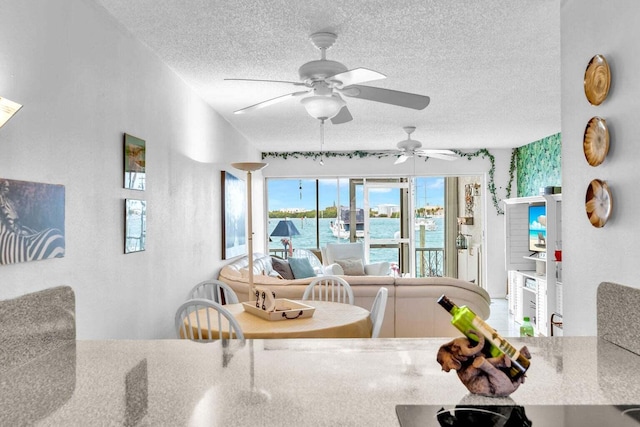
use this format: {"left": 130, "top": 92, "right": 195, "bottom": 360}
{"left": 0, "top": 286, "right": 76, "bottom": 426}
{"left": 0, "top": 337, "right": 639, "bottom": 426}
{"left": 597, "top": 282, "right": 640, "bottom": 356}
{"left": 0, "top": 286, "right": 75, "bottom": 374}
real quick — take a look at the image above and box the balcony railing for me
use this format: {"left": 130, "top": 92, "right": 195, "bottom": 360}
{"left": 415, "top": 247, "right": 444, "bottom": 277}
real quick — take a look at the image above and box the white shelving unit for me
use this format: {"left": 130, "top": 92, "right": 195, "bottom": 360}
{"left": 458, "top": 244, "right": 482, "bottom": 287}
{"left": 503, "top": 194, "right": 562, "bottom": 336}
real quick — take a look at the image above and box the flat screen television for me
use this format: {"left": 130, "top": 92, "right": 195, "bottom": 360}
{"left": 528, "top": 204, "right": 547, "bottom": 253}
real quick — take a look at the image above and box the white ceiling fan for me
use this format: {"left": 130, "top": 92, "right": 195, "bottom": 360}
{"left": 225, "top": 32, "right": 430, "bottom": 124}
{"left": 393, "top": 126, "right": 458, "bottom": 164}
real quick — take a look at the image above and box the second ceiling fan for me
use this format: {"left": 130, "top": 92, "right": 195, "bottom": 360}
{"left": 392, "top": 126, "right": 458, "bottom": 164}
{"left": 226, "top": 32, "right": 430, "bottom": 124}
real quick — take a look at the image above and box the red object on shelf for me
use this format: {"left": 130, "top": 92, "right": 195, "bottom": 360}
{"left": 554, "top": 250, "right": 562, "bottom": 262}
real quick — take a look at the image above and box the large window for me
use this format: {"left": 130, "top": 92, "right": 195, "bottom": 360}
{"left": 266, "top": 178, "right": 344, "bottom": 257}
{"left": 266, "top": 176, "right": 453, "bottom": 277}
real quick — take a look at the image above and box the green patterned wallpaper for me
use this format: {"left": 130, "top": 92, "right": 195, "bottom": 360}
{"left": 516, "top": 133, "right": 562, "bottom": 197}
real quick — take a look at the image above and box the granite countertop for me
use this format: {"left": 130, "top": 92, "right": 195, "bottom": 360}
{"left": 1, "top": 337, "right": 639, "bottom": 426}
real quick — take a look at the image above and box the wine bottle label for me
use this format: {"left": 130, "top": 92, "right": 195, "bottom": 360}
{"left": 471, "top": 316, "right": 525, "bottom": 370}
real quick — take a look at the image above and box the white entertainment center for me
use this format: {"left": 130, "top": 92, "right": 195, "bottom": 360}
{"left": 504, "top": 194, "right": 562, "bottom": 336}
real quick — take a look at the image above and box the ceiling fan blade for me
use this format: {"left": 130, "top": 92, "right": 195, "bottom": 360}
{"left": 233, "top": 90, "right": 309, "bottom": 114}
{"left": 330, "top": 68, "right": 386, "bottom": 87}
{"left": 416, "top": 149, "right": 458, "bottom": 155}
{"left": 224, "top": 78, "right": 305, "bottom": 86}
{"left": 420, "top": 153, "right": 458, "bottom": 161}
{"left": 394, "top": 154, "right": 410, "bottom": 165}
{"left": 345, "top": 85, "right": 430, "bottom": 110}
{"left": 330, "top": 106, "right": 353, "bottom": 124}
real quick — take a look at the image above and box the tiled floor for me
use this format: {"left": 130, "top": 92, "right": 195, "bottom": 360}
{"left": 486, "top": 298, "right": 520, "bottom": 337}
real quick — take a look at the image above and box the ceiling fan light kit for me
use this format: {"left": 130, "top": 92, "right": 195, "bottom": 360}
{"left": 301, "top": 94, "right": 345, "bottom": 120}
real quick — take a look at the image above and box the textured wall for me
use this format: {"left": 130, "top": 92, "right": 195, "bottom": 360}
{"left": 516, "top": 133, "right": 562, "bottom": 197}
{"left": 0, "top": 1, "right": 262, "bottom": 339}
{"left": 562, "top": 0, "right": 640, "bottom": 335}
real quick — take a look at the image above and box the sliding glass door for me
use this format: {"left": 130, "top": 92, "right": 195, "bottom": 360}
{"left": 265, "top": 175, "right": 464, "bottom": 278}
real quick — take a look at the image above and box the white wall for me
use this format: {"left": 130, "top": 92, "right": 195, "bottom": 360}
{"left": 0, "top": 0, "right": 264, "bottom": 339}
{"left": 262, "top": 151, "right": 514, "bottom": 298}
{"left": 561, "top": 0, "right": 640, "bottom": 335}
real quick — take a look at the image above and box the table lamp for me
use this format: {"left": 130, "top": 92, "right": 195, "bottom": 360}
{"left": 231, "top": 162, "right": 268, "bottom": 302}
{"left": 270, "top": 219, "right": 300, "bottom": 258}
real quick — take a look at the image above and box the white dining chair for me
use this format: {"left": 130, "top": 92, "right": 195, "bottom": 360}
{"left": 175, "top": 299, "right": 244, "bottom": 341}
{"left": 369, "top": 287, "right": 388, "bottom": 338}
{"left": 302, "top": 276, "right": 354, "bottom": 305}
{"left": 187, "top": 279, "right": 239, "bottom": 304}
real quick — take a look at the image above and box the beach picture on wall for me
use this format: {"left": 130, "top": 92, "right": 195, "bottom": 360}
{"left": 125, "top": 199, "right": 146, "bottom": 253}
{"left": 0, "top": 178, "right": 65, "bottom": 265}
{"left": 124, "top": 133, "right": 146, "bottom": 191}
{"left": 221, "top": 171, "right": 246, "bottom": 259}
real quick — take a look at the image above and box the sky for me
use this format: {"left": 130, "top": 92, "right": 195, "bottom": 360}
{"left": 267, "top": 177, "right": 445, "bottom": 212}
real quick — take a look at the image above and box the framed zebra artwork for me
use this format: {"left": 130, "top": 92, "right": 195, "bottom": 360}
{"left": 125, "top": 199, "right": 146, "bottom": 254}
{"left": 124, "top": 133, "right": 146, "bottom": 191}
{"left": 0, "top": 179, "right": 65, "bottom": 265}
{"left": 221, "top": 171, "right": 247, "bottom": 260}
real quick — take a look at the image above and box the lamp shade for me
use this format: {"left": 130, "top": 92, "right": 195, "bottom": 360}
{"left": 300, "top": 95, "right": 345, "bottom": 120}
{"left": 0, "top": 97, "right": 22, "bottom": 129}
{"left": 270, "top": 220, "right": 301, "bottom": 237}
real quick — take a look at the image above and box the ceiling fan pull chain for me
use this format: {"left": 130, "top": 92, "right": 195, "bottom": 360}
{"left": 319, "top": 119, "right": 325, "bottom": 166}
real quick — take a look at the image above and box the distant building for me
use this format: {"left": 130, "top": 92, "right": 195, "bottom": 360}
{"left": 376, "top": 204, "right": 400, "bottom": 216}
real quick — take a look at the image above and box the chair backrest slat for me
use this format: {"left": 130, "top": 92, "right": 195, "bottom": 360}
{"left": 370, "top": 287, "right": 389, "bottom": 338}
{"left": 175, "top": 299, "right": 244, "bottom": 342}
{"left": 188, "top": 280, "right": 239, "bottom": 304}
{"left": 302, "top": 276, "right": 354, "bottom": 305}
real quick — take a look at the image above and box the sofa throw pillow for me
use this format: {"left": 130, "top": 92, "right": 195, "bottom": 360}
{"left": 269, "top": 270, "right": 283, "bottom": 279}
{"left": 334, "top": 258, "right": 365, "bottom": 276}
{"left": 288, "top": 257, "right": 316, "bottom": 279}
{"left": 271, "top": 257, "right": 294, "bottom": 280}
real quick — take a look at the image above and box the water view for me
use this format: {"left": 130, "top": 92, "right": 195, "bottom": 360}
{"left": 268, "top": 216, "right": 445, "bottom": 266}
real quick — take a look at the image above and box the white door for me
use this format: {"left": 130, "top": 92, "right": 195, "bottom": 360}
{"left": 363, "top": 179, "right": 413, "bottom": 275}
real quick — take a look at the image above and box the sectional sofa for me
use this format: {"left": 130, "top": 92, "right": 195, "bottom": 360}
{"left": 217, "top": 253, "right": 491, "bottom": 338}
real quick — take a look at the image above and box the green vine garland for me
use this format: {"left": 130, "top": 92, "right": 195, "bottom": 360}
{"left": 262, "top": 148, "right": 518, "bottom": 215}
{"left": 451, "top": 149, "right": 517, "bottom": 215}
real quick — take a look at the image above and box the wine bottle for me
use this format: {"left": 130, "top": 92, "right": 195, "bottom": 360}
{"left": 437, "top": 294, "right": 530, "bottom": 380}
{"left": 520, "top": 317, "right": 535, "bottom": 337}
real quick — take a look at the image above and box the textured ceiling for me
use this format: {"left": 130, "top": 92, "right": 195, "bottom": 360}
{"left": 95, "top": 0, "right": 560, "bottom": 153}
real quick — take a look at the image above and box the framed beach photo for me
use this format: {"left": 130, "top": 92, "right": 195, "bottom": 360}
{"left": 124, "top": 133, "right": 146, "bottom": 190}
{"left": 221, "top": 171, "right": 246, "bottom": 259}
{"left": 125, "top": 199, "right": 146, "bottom": 253}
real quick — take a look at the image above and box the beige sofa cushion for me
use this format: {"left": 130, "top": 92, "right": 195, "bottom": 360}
{"left": 334, "top": 258, "right": 365, "bottom": 275}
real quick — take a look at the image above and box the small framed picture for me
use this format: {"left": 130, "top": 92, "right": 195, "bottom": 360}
{"left": 221, "top": 171, "right": 246, "bottom": 259}
{"left": 125, "top": 199, "right": 146, "bottom": 253}
{"left": 124, "top": 133, "right": 146, "bottom": 190}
